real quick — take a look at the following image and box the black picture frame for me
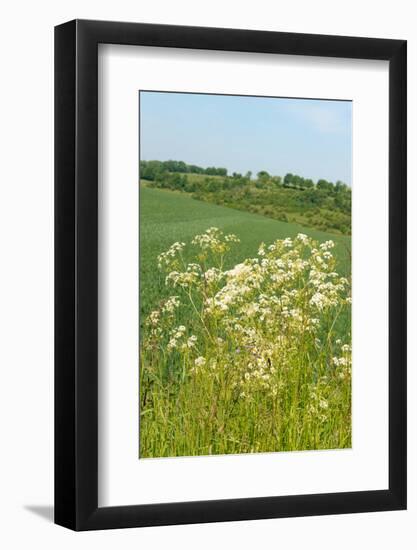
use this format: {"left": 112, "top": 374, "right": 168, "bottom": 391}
{"left": 55, "top": 19, "right": 407, "bottom": 531}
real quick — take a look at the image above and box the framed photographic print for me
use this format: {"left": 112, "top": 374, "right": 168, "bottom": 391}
{"left": 55, "top": 20, "right": 406, "bottom": 530}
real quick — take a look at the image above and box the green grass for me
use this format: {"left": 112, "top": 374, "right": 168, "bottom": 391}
{"left": 140, "top": 186, "right": 351, "bottom": 322}
{"left": 139, "top": 187, "right": 351, "bottom": 458}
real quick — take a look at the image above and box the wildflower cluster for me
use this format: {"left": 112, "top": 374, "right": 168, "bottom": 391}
{"left": 144, "top": 228, "right": 351, "bottom": 415}
{"left": 191, "top": 227, "right": 240, "bottom": 256}
{"left": 145, "top": 295, "right": 180, "bottom": 341}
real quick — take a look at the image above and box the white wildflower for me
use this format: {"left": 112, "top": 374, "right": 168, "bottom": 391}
{"left": 296, "top": 233, "right": 309, "bottom": 244}
{"left": 194, "top": 356, "right": 206, "bottom": 367}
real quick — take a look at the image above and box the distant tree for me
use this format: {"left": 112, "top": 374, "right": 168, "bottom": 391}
{"left": 303, "top": 179, "right": 314, "bottom": 189}
{"left": 206, "top": 166, "right": 227, "bottom": 176}
{"left": 163, "top": 160, "right": 187, "bottom": 173}
{"left": 204, "top": 177, "right": 222, "bottom": 193}
{"left": 257, "top": 170, "right": 270, "bottom": 180}
{"left": 140, "top": 160, "right": 165, "bottom": 180}
{"left": 284, "top": 173, "right": 294, "bottom": 185}
{"left": 317, "top": 179, "right": 334, "bottom": 192}
{"left": 292, "top": 175, "right": 303, "bottom": 187}
{"left": 334, "top": 180, "right": 348, "bottom": 193}
{"left": 188, "top": 164, "right": 204, "bottom": 174}
{"left": 184, "top": 178, "right": 197, "bottom": 193}
{"left": 170, "top": 173, "right": 186, "bottom": 189}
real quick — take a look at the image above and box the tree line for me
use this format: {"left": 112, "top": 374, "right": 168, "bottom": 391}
{"left": 140, "top": 159, "right": 227, "bottom": 179}
{"left": 140, "top": 160, "right": 351, "bottom": 235}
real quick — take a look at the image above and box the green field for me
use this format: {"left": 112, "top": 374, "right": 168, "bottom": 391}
{"left": 139, "top": 186, "right": 351, "bottom": 458}
{"left": 140, "top": 185, "right": 351, "bottom": 322}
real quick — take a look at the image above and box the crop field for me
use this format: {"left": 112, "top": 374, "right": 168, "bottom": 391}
{"left": 139, "top": 186, "right": 352, "bottom": 458}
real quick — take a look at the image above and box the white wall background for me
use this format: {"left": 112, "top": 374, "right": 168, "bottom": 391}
{"left": 0, "top": 1, "right": 415, "bottom": 548}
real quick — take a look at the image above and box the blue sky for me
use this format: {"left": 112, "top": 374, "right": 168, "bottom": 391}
{"left": 140, "top": 91, "right": 352, "bottom": 185}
